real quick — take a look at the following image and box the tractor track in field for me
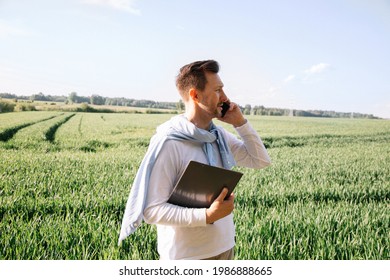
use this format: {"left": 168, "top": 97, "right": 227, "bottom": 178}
{"left": 43, "top": 113, "right": 76, "bottom": 142}
{"left": 0, "top": 114, "right": 63, "bottom": 142}
{"left": 78, "top": 114, "right": 83, "bottom": 136}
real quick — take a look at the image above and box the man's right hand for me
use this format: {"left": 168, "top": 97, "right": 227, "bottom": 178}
{"left": 206, "top": 188, "right": 235, "bottom": 224}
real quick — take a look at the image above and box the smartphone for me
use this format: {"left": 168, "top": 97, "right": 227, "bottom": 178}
{"left": 221, "top": 102, "right": 230, "bottom": 117}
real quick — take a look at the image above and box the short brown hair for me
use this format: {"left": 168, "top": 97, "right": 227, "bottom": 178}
{"left": 175, "top": 60, "right": 219, "bottom": 99}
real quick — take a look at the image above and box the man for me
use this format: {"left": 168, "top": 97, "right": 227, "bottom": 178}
{"left": 119, "top": 60, "right": 271, "bottom": 260}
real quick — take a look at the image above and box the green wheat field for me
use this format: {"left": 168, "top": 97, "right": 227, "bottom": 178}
{"left": 0, "top": 111, "right": 389, "bottom": 260}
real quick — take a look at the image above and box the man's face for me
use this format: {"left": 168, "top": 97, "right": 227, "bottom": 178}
{"left": 197, "top": 72, "right": 228, "bottom": 117}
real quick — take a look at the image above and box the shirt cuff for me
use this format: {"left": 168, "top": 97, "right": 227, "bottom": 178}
{"left": 234, "top": 119, "right": 257, "bottom": 137}
{"left": 192, "top": 208, "right": 207, "bottom": 226}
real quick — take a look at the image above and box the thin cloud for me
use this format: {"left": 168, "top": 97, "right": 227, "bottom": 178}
{"left": 284, "top": 74, "right": 295, "bottom": 83}
{"left": 304, "top": 63, "right": 330, "bottom": 74}
{"left": 301, "top": 63, "right": 331, "bottom": 82}
{"left": 283, "top": 63, "right": 332, "bottom": 85}
{"left": 83, "top": 0, "right": 141, "bottom": 15}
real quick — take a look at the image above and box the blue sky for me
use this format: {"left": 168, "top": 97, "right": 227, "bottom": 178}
{"left": 1, "top": 0, "right": 389, "bottom": 118}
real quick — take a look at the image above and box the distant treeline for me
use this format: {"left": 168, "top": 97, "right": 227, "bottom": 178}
{"left": 0, "top": 92, "right": 379, "bottom": 119}
{"left": 244, "top": 105, "right": 379, "bottom": 119}
{"left": 0, "top": 92, "right": 179, "bottom": 110}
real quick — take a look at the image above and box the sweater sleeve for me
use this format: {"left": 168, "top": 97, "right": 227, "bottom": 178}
{"left": 224, "top": 121, "right": 271, "bottom": 169}
{"left": 143, "top": 140, "right": 207, "bottom": 227}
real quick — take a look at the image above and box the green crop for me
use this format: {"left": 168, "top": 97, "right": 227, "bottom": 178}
{"left": 0, "top": 112, "right": 389, "bottom": 260}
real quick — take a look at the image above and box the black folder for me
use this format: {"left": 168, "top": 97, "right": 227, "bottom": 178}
{"left": 167, "top": 161, "right": 243, "bottom": 208}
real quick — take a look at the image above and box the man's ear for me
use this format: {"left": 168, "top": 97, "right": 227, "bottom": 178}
{"left": 189, "top": 88, "right": 199, "bottom": 103}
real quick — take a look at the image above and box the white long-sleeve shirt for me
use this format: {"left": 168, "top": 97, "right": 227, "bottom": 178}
{"left": 143, "top": 120, "right": 271, "bottom": 260}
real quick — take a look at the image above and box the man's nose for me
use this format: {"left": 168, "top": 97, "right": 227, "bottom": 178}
{"left": 220, "top": 90, "right": 228, "bottom": 102}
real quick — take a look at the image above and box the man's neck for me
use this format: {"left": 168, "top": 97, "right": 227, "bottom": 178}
{"left": 184, "top": 110, "right": 212, "bottom": 130}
